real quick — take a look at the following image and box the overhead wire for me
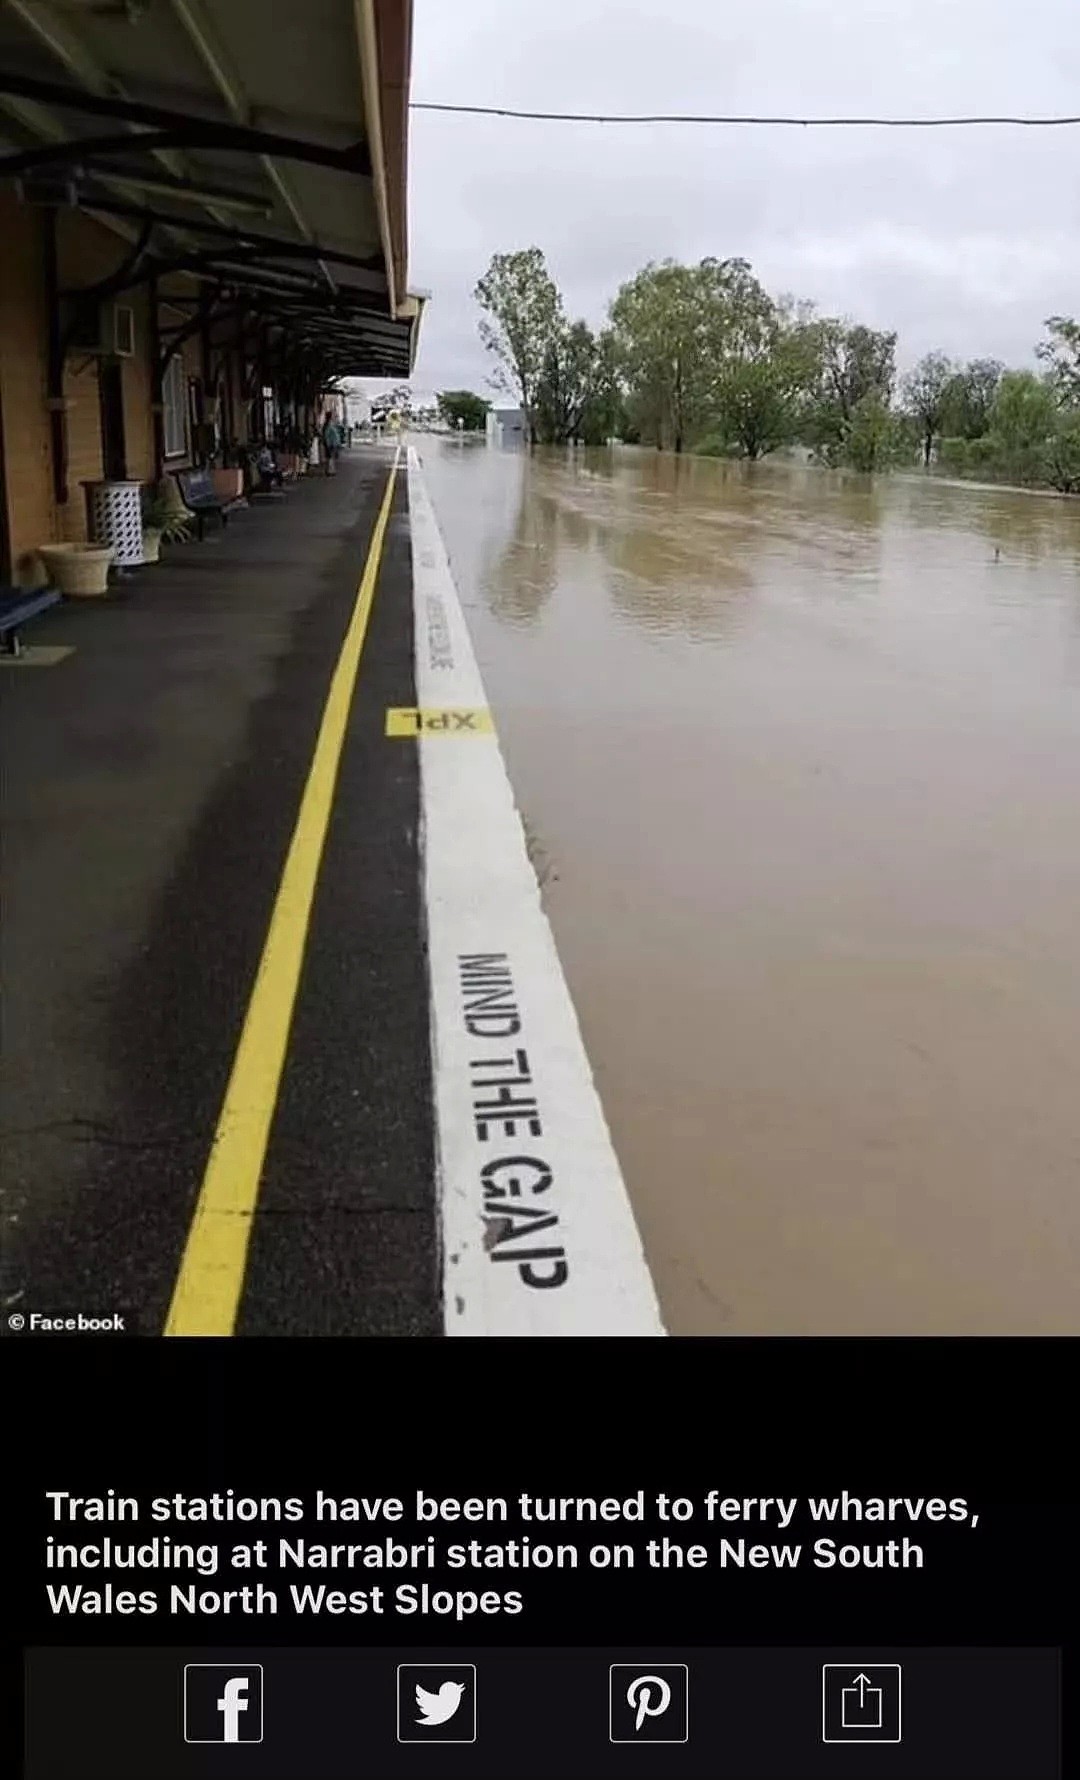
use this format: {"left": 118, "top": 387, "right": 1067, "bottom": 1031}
{"left": 410, "top": 102, "right": 1079, "bottom": 128}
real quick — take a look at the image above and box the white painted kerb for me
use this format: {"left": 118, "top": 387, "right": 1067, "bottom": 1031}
{"left": 408, "top": 447, "right": 665, "bottom": 1336}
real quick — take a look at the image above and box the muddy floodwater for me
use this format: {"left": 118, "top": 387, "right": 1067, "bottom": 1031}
{"left": 418, "top": 440, "right": 1080, "bottom": 1334}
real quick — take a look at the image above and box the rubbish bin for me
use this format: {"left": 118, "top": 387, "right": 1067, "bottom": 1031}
{"left": 83, "top": 479, "right": 146, "bottom": 568}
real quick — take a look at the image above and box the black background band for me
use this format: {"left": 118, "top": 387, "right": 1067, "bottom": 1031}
{"left": 6, "top": 1337, "right": 1074, "bottom": 1777}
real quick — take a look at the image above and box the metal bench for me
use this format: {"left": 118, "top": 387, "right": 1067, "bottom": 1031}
{"left": 0, "top": 587, "right": 62, "bottom": 657}
{"left": 174, "top": 468, "right": 244, "bottom": 540}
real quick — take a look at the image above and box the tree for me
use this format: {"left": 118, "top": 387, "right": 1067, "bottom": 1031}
{"left": 475, "top": 248, "right": 565, "bottom": 442}
{"left": 902, "top": 351, "right": 954, "bottom": 466}
{"left": 534, "top": 320, "right": 604, "bottom": 444}
{"left": 1043, "top": 413, "right": 1080, "bottom": 493}
{"left": 819, "top": 320, "right": 897, "bottom": 418}
{"left": 712, "top": 308, "right": 825, "bottom": 459}
{"left": 437, "top": 390, "right": 491, "bottom": 432}
{"left": 844, "top": 393, "right": 907, "bottom": 472}
{"left": 988, "top": 371, "right": 1060, "bottom": 483}
{"left": 578, "top": 328, "right": 624, "bottom": 444}
{"left": 714, "top": 356, "right": 792, "bottom": 459}
{"left": 610, "top": 256, "right": 780, "bottom": 454}
{"left": 1036, "top": 316, "right": 1080, "bottom": 406}
{"left": 801, "top": 320, "right": 898, "bottom": 465}
{"left": 610, "top": 260, "right": 707, "bottom": 452}
{"left": 939, "top": 359, "right": 1004, "bottom": 440}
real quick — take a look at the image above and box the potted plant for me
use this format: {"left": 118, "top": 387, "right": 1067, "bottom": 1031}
{"left": 37, "top": 541, "right": 115, "bottom": 597}
{"left": 141, "top": 484, "right": 192, "bottom": 562}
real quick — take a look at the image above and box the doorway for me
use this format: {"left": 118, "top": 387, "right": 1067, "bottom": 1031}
{"left": 98, "top": 359, "right": 127, "bottom": 481}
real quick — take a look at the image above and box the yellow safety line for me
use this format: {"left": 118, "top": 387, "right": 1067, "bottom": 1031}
{"left": 164, "top": 448, "right": 401, "bottom": 1336}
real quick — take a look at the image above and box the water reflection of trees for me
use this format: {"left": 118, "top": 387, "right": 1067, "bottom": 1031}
{"left": 599, "top": 510, "right": 757, "bottom": 642}
{"left": 478, "top": 446, "right": 1080, "bottom": 643}
{"left": 482, "top": 484, "right": 562, "bottom": 626}
{"left": 483, "top": 450, "right": 627, "bottom": 625}
{"left": 600, "top": 452, "right": 891, "bottom": 636}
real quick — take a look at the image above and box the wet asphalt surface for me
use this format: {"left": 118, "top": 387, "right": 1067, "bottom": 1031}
{"left": 0, "top": 448, "right": 439, "bottom": 1336}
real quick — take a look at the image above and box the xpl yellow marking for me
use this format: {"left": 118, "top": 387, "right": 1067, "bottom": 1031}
{"left": 164, "top": 447, "right": 401, "bottom": 1337}
{"left": 386, "top": 707, "right": 493, "bottom": 735}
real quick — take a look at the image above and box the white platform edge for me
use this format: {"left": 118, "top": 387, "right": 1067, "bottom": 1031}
{"left": 407, "top": 446, "right": 665, "bottom": 1336}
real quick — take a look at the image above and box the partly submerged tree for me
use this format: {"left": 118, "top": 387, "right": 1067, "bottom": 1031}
{"left": 988, "top": 371, "right": 1067, "bottom": 485}
{"left": 939, "top": 358, "right": 1004, "bottom": 441}
{"left": 801, "top": 320, "right": 898, "bottom": 465}
{"left": 844, "top": 393, "right": 908, "bottom": 472}
{"left": 819, "top": 320, "right": 897, "bottom": 419}
{"left": 1036, "top": 315, "right": 1080, "bottom": 407}
{"left": 610, "top": 259, "right": 710, "bottom": 453}
{"left": 436, "top": 390, "right": 491, "bottom": 431}
{"left": 902, "top": 351, "right": 955, "bottom": 466}
{"left": 610, "top": 255, "right": 782, "bottom": 454}
{"left": 534, "top": 320, "right": 605, "bottom": 444}
{"left": 712, "top": 309, "right": 824, "bottom": 459}
{"left": 475, "top": 248, "right": 565, "bottom": 442}
{"left": 578, "top": 328, "right": 624, "bottom": 444}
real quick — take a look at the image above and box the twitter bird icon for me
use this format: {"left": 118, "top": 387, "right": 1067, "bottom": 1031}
{"left": 416, "top": 1680, "right": 464, "bottom": 1726}
{"left": 398, "top": 1665, "right": 477, "bottom": 1743}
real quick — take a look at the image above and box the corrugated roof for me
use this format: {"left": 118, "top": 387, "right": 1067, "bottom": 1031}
{"left": 0, "top": 0, "right": 422, "bottom": 377}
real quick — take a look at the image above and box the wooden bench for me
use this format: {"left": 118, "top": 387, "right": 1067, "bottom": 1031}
{"left": 174, "top": 468, "right": 244, "bottom": 540}
{"left": 0, "top": 587, "right": 61, "bottom": 657}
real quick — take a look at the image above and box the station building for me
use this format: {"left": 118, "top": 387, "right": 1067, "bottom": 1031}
{"left": 0, "top": 0, "right": 422, "bottom": 587}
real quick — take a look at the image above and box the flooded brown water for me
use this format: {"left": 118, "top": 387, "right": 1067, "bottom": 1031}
{"left": 418, "top": 440, "right": 1080, "bottom": 1333}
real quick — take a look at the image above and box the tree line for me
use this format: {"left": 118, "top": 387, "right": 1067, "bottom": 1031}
{"left": 468, "top": 248, "right": 1080, "bottom": 493}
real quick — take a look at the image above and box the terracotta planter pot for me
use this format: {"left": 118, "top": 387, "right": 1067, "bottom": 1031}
{"left": 38, "top": 542, "right": 114, "bottom": 598}
{"left": 212, "top": 468, "right": 243, "bottom": 502}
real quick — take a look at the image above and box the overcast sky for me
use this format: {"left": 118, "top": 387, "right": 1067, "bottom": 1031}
{"left": 401, "top": 0, "right": 1078, "bottom": 399}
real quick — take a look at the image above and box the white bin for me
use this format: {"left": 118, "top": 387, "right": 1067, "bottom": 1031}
{"left": 83, "top": 480, "right": 146, "bottom": 567}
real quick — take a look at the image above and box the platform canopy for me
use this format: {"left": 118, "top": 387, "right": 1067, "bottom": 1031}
{"left": 0, "top": 0, "right": 423, "bottom": 379}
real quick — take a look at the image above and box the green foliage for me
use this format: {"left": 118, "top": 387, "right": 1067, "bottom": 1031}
{"left": 437, "top": 390, "right": 491, "bottom": 431}
{"left": 937, "top": 373, "right": 1080, "bottom": 491}
{"left": 902, "top": 351, "right": 954, "bottom": 465}
{"left": 814, "top": 320, "right": 897, "bottom": 419}
{"left": 713, "top": 357, "right": 794, "bottom": 459}
{"left": 843, "top": 394, "right": 908, "bottom": 472}
{"left": 693, "top": 432, "right": 740, "bottom": 458}
{"left": 535, "top": 320, "right": 602, "bottom": 443}
{"left": 987, "top": 371, "right": 1058, "bottom": 483}
{"left": 473, "top": 251, "right": 1078, "bottom": 493}
{"left": 141, "top": 484, "right": 191, "bottom": 541}
{"left": 939, "top": 359, "right": 1004, "bottom": 440}
{"left": 990, "top": 371, "right": 1080, "bottom": 490}
{"left": 1035, "top": 316, "right": 1080, "bottom": 406}
{"left": 609, "top": 259, "right": 709, "bottom": 451}
{"left": 475, "top": 249, "right": 565, "bottom": 439}
{"left": 610, "top": 257, "right": 778, "bottom": 452}
{"left": 936, "top": 436, "right": 978, "bottom": 476}
{"left": 1043, "top": 413, "right": 1080, "bottom": 494}
{"left": 798, "top": 319, "right": 899, "bottom": 467}
{"left": 577, "top": 330, "right": 624, "bottom": 444}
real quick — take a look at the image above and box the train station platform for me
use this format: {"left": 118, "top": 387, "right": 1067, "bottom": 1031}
{"left": 0, "top": 445, "right": 662, "bottom": 1339}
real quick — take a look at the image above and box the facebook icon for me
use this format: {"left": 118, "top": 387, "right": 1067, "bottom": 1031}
{"left": 183, "top": 1664, "right": 264, "bottom": 1744}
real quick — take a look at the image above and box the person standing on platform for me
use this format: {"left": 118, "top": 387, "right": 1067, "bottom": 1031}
{"left": 321, "top": 412, "right": 343, "bottom": 476}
